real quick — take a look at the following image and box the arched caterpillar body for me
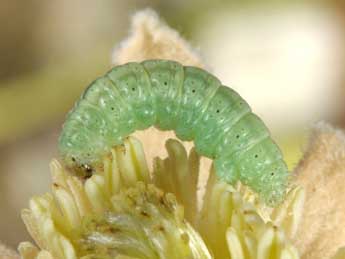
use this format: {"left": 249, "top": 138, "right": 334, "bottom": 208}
{"left": 59, "top": 60, "right": 288, "bottom": 205}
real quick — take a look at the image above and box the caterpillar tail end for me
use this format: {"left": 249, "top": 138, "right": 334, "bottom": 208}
{"left": 214, "top": 159, "right": 289, "bottom": 207}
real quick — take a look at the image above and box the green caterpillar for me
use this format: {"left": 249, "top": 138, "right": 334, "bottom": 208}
{"left": 59, "top": 59, "right": 288, "bottom": 206}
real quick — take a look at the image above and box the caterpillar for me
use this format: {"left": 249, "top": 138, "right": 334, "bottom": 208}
{"left": 58, "top": 59, "right": 288, "bottom": 206}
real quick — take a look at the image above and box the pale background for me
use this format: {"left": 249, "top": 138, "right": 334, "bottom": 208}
{"left": 0, "top": 0, "right": 345, "bottom": 249}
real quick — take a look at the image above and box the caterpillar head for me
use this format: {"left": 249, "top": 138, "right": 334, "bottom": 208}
{"left": 64, "top": 156, "right": 94, "bottom": 180}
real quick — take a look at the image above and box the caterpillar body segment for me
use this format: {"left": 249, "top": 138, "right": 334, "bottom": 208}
{"left": 58, "top": 59, "right": 289, "bottom": 205}
{"left": 174, "top": 66, "right": 221, "bottom": 141}
{"left": 193, "top": 86, "right": 251, "bottom": 158}
{"left": 141, "top": 60, "right": 184, "bottom": 130}
{"left": 107, "top": 62, "right": 155, "bottom": 130}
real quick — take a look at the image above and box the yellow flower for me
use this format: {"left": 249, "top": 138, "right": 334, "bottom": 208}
{"left": 8, "top": 8, "right": 344, "bottom": 259}
{"left": 18, "top": 136, "right": 303, "bottom": 259}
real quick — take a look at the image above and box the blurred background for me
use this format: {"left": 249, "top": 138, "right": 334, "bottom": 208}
{"left": 1, "top": 0, "right": 344, "bottom": 249}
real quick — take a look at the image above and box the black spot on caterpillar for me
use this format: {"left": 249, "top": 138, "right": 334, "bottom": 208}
{"left": 58, "top": 60, "right": 289, "bottom": 206}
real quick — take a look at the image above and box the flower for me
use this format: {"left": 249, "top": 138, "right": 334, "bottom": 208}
{"left": 6, "top": 9, "right": 345, "bottom": 259}
{"left": 18, "top": 136, "right": 303, "bottom": 259}
{"left": 112, "top": 8, "right": 205, "bottom": 69}
{"left": 293, "top": 122, "right": 345, "bottom": 259}
{"left": 0, "top": 242, "right": 19, "bottom": 259}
